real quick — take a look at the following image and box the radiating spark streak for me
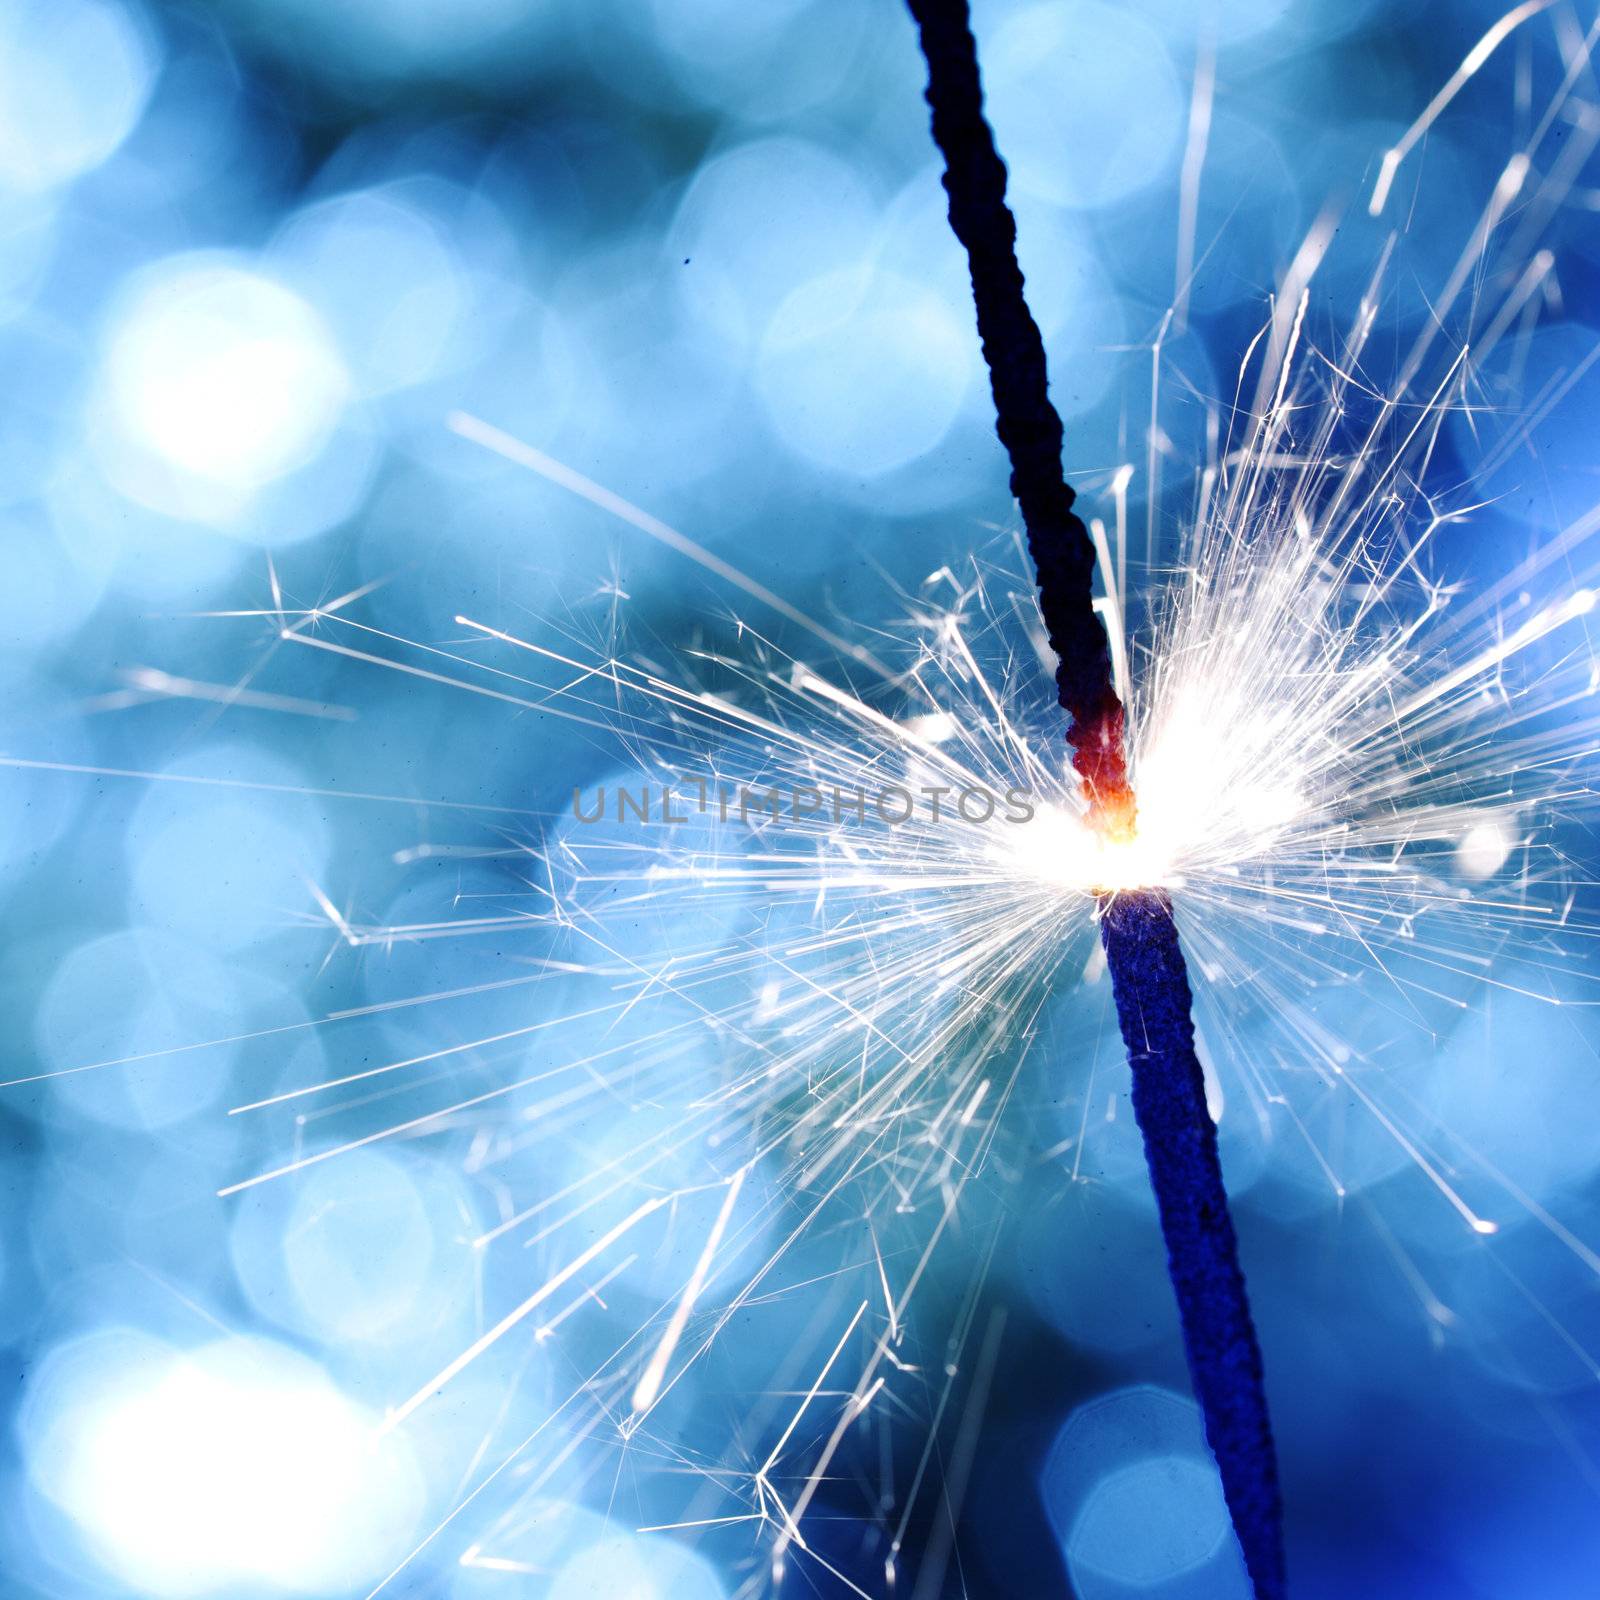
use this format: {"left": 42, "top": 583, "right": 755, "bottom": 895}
{"left": 458, "top": 613, "right": 824, "bottom": 781}
{"left": 289, "top": 607, "right": 637, "bottom": 723}
{"left": 1172, "top": 33, "right": 1216, "bottom": 335}
{"left": 630, "top": 1167, "right": 750, "bottom": 1418}
{"left": 536, "top": 1252, "right": 638, "bottom": 1340}
{"left": 1383, "top": 1072, "right": 1600, "bottom": 1277}
{"left": 218, "top": 1057, "right": 583, "bottom": 1194}
{"left": 1356, "top": 1195, "right": 1455, "bottom": 1326}
{"left": 1393, "top": 588, "right": 1597, "bottom": 721}
{"left": 789, "top": 666, "right": 981, "bottom": 782}
{"left": 293, "top": 571, "right": 396, "bottom": 622}
{"left": 957, "top": 1079, "right": 990, "bottom": 1126}
{"left": 308, "top": 913, "right": 543, "bottom": 951}
{"left": 455, "top": 1556, "right": 543, "bottom": 1575}
{"left": 1392, "top": 159, "right": 1528, "bottom": 399}
{"left": 508, "top": 1142, "right": 730, "bottom": 1259}
{"left": 1088, "top": 506, "right": 1132, "bottom": 707}
{"left": 0, "top": 1012, "right": 326, "bottom": 1089}
{"left": 1476, "top": 340, "right": 1600, "bottom": 486}
{"left": 226, "top": 1001, "right": 622, "bottom": 1114}
{"left": 1251, "top": 219, "right": 1329, "bottom": 422}
{"left": 385, "top": 1196, "right": 668, "bottom": 1431}
{"left": 322, "top": 970, "right": 562, "bottom": 1022}
{"left": 265, "top": 551, "right": 284, "bottom": 619}
{"left": 304, "top": 878, "right": 358, "bottom": 946}
{"left": 363, "top": 1337, "right": 648, "bottom": 1600}
{"left": 887, "top": 1332, "right": 965, "bottom": 1573}
{"left": 389, "top": 842, "right": 525, "bottom": 864}
{"left": 1324, "top": 1062, "right": 1498, "bottom": 1236}
{"left": 0, "top": 755, "right": 546, "bottom": 817}
{"left": 1370, "top": 0, "right": 1556, "bottom": 216}
{"left": 279, "top": 629, "right": 616, "bottom": 733}
{"left": 1484, "top": 1247, "right": 1600, "bottom": 1381}
{"left": 760, "top": 1301, "right": 868, "bottom": 1488}
{"left": 1144, "top": 313, "right": 1171, "bottom": 572}
{"left": 448, "top": 410, "right": 896, "bottom": 680}
{"left": 777, "top": 1159, "right": 1013, "bottom": 1559}
{"left": 871, "top": 1229, "right": 900, "bottom": 1343}
{"left": 103, "top": 666, "right": 357, "bottom": 720}
{"left": 635, "top": 1514, "right": 766, "bottom": 1534}
{"left": 455, "top": 610, "right": 922, "bottom": 804}
{"left": 908, "top": 1307, "right": 1006, "bottom": 1600}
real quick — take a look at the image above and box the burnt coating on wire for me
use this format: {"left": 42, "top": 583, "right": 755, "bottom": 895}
{"left": 902, "top": 2, "right": 1285, "bottom": 1594}
{"left": 902, "top": 0, "right": 1130, "bottom": 816}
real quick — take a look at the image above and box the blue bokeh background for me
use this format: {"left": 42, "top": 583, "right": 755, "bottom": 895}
{"left": 4, "top": 1, "right": 1600, "bottom": 1597}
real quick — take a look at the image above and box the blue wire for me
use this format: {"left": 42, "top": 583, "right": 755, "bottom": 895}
{"left": 1100, "top": 890, "right": 1285, "bottom": 1599}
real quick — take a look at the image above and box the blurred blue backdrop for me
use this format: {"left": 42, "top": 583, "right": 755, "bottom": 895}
{"left": 4, "top": 2, "right": 1600, "bottom": 1598}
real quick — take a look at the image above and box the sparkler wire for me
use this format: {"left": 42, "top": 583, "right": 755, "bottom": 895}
{"left": 1099, "top": 892, "right": 1284, "bottom": 1600}
{"left": 903, "top": 2, "right": 1286, "bottom": 1594}
{"left": 900, "top": 0, "right": 1128, "bottom": 817}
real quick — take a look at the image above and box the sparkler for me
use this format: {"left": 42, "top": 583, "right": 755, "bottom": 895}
{"left": 903, "top": 0, "right": 1281, "bottom": 1592}
{"left": 13, "top": 5, "right": 1600, "bottom": 1596}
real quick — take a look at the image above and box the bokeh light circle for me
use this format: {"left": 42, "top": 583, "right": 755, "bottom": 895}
{"left": 92, "top": 254, "right": 356, "bottom": 531}
{"left": 1042, "top": 1385, "right": 1251, "bottom": 1598}
{"left": 548, "top": 1531, "right": 728, "bottom": 1600}
{"left": 21, "top": 1330, "right": 426, "bottom": 1596}
{"left": 983, "top": 1, "right": 1183, "bottom": 211}
{"left": 757, "top": 266, "right": 974, "bottom": 478}
{"left": 0, "top": 0, "right": 158, "bottom": 195}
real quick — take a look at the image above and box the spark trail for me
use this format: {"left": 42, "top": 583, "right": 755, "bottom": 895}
{"left": 903, "top": 0, "right": 1284, "bottom": 1592}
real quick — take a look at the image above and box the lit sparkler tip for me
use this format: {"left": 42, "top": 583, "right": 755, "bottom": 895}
{"left": 1085, "top": 780, "right": 1139, "bottom": 848}
{"left": 1068, "top": 700, "right": 1142, "bottom": 850}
